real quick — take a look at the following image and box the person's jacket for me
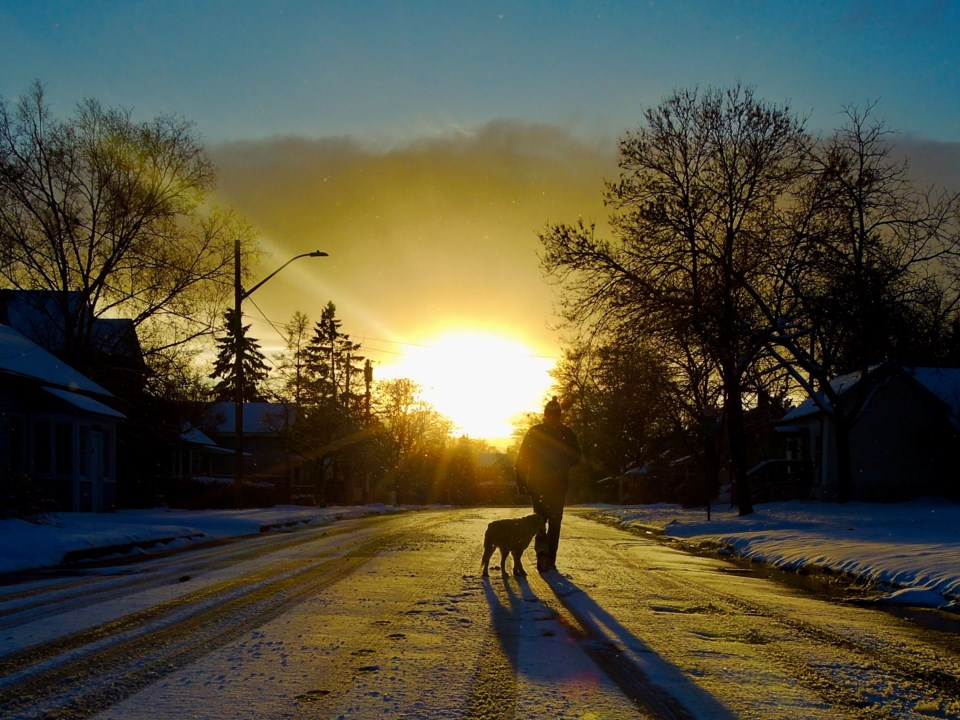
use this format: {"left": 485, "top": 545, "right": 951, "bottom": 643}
{"left": 515, "top": 422, "right": 580, "bottom": 498}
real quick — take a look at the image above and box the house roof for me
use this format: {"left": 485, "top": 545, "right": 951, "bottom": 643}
{"left": 0, "top": 324, "right": 113, "bottom": 397}
{"left": 182, "top": 424, "right": 220, "bottom": 447}
{"left": 181, "top": 424, "right": 233, "bottom": 454}
{"left": 208, "top": 402, "right": 297, "bottom": 435}
{"left": 781, "top": 367, "right": 874, "bottom": 422}
{"left": 781, "top": 365, "right": 960, "bottom": 427}
{"left": 0, "top": 290, "right": 144, "bottom": 366}
{"left": 905, "top": 367, "right": 960, "bottom": 423}
{"left": 43, "top": 386, "right": 125, "bottom": 418}
{"left": 476, "top": 452, "right": 508, "bottom": 469}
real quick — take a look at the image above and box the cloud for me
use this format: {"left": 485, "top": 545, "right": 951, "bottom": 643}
{"left": 207, "top": 120, "right": 958, "bottom": 372}
{"left": 894, "top": 136, "right": 960, "bottom": 192}
{"left": 207, "top": 120, "right": 617, "bottom": 359}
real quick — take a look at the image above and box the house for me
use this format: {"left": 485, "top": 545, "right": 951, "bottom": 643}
{"left": 0, "top": 324, "right": 125, "bottom": 512}
{"left": 598, "top": 462, "right": 653, "bottom": 504}
{"left": 0, "top": 290, "right": 147, "bottom": 399}
{"left": 175, "top": 424, "right": 234, "bottom": 481}
{"left": 201, "top": 402, "right": 316, "bottom": 505}
{"left": 598, "top": 452, "right": 708, "bottom": 506}
{"left": 775, "top": 365, "right": 960, "bottom": 502}
{"left": 474, "top": 451, "right": 515, "bottom": 505}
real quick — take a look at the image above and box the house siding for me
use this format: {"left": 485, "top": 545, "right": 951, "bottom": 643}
{"left": 851, "top": 374, "right": 956, "bottom": 501}
{"left": 780, "top": 367, "right": 960, "bottom": 502}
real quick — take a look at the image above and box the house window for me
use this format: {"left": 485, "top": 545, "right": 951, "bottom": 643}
{"left": 55, "top": 422, "right": 72, "bottom": 475}
{"left": 33, "top": 419, "right": 51, "bottom": 474}
{"left": 78, "top": 425, "right": 88, "bottom": 475}
{"left": 785, "top": 436, "right": 800, "bottom": 461}
{"left": 90, "top": 426, "right": 111, "bottom": 477}
{"left": 9, "top": 416, "right": 26, "bottom": 473}
{"left": 100, "top": 428, "right": 111, "bottom": 476}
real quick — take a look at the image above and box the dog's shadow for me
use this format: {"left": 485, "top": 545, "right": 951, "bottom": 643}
{"left": 480, "top": 573, "right": 553, "bottom": 680}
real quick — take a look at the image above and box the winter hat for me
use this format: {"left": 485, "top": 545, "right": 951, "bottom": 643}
{"left": 544, "top": 396, "right": 562, "bottom": 415}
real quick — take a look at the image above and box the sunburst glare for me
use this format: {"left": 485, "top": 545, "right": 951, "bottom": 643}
{"left": 376, "top": 330, "right": 555, "bottom": 444}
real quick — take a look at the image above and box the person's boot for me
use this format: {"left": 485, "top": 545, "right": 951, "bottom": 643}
{"left": 534, "top": 533, "right": 550, "bottom": 572}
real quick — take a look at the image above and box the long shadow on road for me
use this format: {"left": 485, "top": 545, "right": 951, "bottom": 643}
{"left": 479, "top": 570, "right": 737, "bottom": 720}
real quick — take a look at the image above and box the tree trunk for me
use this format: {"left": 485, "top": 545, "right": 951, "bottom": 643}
{"left": 724, "top": 374, "right": 753, "bottom": 515}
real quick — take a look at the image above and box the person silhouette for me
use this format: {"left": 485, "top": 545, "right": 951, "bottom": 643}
{"left": 515, "top": 396, "right": 581, "bottom": 572}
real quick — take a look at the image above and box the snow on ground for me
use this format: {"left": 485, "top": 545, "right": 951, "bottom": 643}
{"left": 0, "top": 504, "right": 402, "bottom": 575}
{"left": 1, "top": 498, "right": 958, "bottom": 609}
{"left": 585, "top": 498, "right": 960, "bottom": 609}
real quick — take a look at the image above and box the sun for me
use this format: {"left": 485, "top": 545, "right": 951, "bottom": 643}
{"left": 376, "top": 330, "right": 556, "bottom": 445}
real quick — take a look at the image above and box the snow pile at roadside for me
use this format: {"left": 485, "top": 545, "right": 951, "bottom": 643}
{"left": 0, "top": 504, "right": 402, "bottom": 574}
{"left": 586, "top": 498, "right": 960, "bottom": 609}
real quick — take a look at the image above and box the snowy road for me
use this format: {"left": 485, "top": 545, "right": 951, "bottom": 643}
{"left": 1, "top": 509, "right": 959, "bottom": 719}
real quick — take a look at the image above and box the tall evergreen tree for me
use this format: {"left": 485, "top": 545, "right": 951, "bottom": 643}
{"left": 296, "top": 302, "right": 369, "bottom": 504}
{"left": 304, "top": 302, "right": 366, "bottom": 413}
{"left": 209, "top": 308, "right": 270, "bottom": 402}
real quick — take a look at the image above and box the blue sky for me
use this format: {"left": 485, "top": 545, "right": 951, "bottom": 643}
{"left": 3, "top": 1, "right": 957, "bottom": 142}
{"left": 2, "top": 1, "right": 959, "bottom": 435}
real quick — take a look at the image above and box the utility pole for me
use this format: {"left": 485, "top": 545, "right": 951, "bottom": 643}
{"left": 363, "top": 358, "right": 373, "bottom": 503}
{"left": 233, "top": 239, "right": 244, "bottom": 507}
{"left": 232, "top": 241, "right": 328, "bottom": 507}
{"left": 364, "top": 358, "right": 372, "bottom": 422}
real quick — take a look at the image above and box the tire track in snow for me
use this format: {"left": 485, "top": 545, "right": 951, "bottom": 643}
{"left": 0, "top": 512, "right": 452, "bottom": 719}
{"left": 467, "top": 579, "right": 520, "bottom": 719}
{"left": 0, "top": 516, "right": 371, "bottom": 631}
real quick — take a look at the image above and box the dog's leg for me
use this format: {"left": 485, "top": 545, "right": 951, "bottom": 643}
{"left": 511, "top": 549, "right": 527, "bottom": 577}
{"left": 499, "top": 545, "right": 511, "bottom": 574}
{"left": 481, "top": 540, "right": 494, "bottom": 576}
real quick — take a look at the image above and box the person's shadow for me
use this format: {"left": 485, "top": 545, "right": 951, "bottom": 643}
{"left": 481, "top": 571, "right": 737, "bottom": 719}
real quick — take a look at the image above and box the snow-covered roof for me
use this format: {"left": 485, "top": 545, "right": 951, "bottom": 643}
{"left": 905, "top": 367, "right": 960, "bottom": 420}
{"left": 0, "top": 324, "right": 112, "bottom": 397}
{"left": 781, "top": 365, "right": 960, "bottom": 425}
{"left": 181, "top": 424, "right": 221, "bottom": 447}
{"left": 208, "top": 402, "right": 296, "bottom": 435}
{"left": 43, "top": 386, "right": 125, "bottom": 418}
{"left": 0, "top": 290, "right": 144, "bottom": 364}
{"left": 781, "top": 368, "right": 871, "bottom": 422}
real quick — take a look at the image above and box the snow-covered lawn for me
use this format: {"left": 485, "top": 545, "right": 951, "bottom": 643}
{"left": 585, "top": 498, "right": 960, "bottom": 609}
{"left": 0, "top": 504, "right": 402, "bottom": 575}
{"left": 2, "top": 498, "right": 958, "bottom": 609}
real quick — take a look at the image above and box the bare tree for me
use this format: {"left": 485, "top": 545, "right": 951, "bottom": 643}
{"left": 550, "top": 338, "right": 676, "bottom": 483}
{"left": 0, "top": 81, "right": 252, "bottom": 376}
{"left": 272, "top": 310, "right": 312, "bottom": 406}
{"left": 541, "top": 85, "right": 809, "bottom": 514}
{"left": 763, "top": 105, "right": 960, "bottom": 501}
{"left": 374, "top": 378, "right": 453, "bottom": 503}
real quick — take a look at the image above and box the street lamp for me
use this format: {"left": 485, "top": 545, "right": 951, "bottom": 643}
{"left": 234, "top": 239, "right": 328, "bottom": 506}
